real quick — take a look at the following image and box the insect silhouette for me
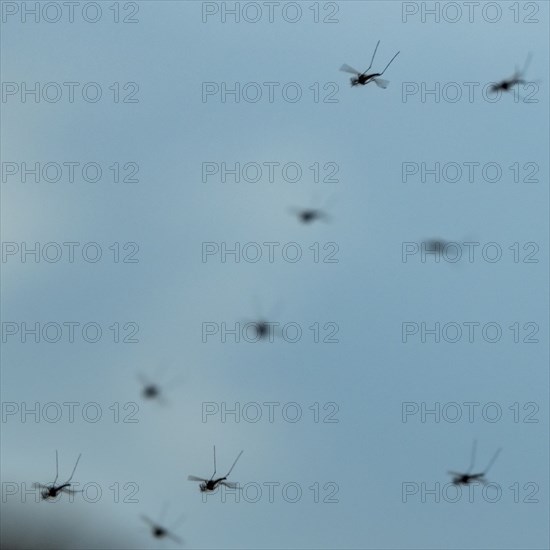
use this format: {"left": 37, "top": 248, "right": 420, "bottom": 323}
{"left": 243, "top": 297, "right": 283, "bottom": 341}
{"left": 489, "top": 53, "right": 533, "bottom": 93}
{"left": 448, "top": 440, "right": 502, "bottom": 485}
{"left": 290, "top": 193, "right": 337, "bottom": 225}
{"left": 291, "top": 207, "right": 331, "bottom": 224}
{"left": 140, "top": 502, "right": 185, "bottom": 546}
{"left": 340, "top": 40, "right": 400, "bottom": 88}
{"left": 33, "top": 450, "right": 82, "bottom": 500}
{"left": 422, "top": 238, "right": 449, "bottom": 252}
{"left": 137, "top": 364, "right": 184, "bottom": 406}
{"left": 188, "top": 446, "right": 244, "bottom": 492}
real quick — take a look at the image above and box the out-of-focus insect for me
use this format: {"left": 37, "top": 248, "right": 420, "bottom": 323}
{"left": 188, "top": 446, "right": 244, "bottom": 492}
{"left": 243, "top": 297, "right": 283, "bottom": 341}
{"left": 448, "top": 440, "right": 502, "bottom": 485}
{"left": 290, "top": 193, "right": 337, "bottom": 225}
{"left": 340, "top": 40, "right": 400, "bottom": 88}
{"left": 140, "top": 502, "right": 185, "bottom": 546}
{"left": 489, "top": 53, "right": 533, "bottom": 93}
{"left": 137, "top": 363, "right": 184, "bottom": 406}
{"left": 422, "top": 238, "right": 449, "bottom": 252}
{"left": 33, "top": 450, "right": 82, "bottom": 500}
{"left": 291, "top": 207, "right": 331, "bottom": 224}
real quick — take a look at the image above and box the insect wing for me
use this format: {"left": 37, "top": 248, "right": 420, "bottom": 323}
{"left": 187, "top": 475, "right": 207, "bottom": 482}
{"left": 373, "top": 78, "right": 389, "bottom": 89}
{"left": 339, "top": 64, "right": 360, "bottom": 75}
{"left": 140, "top": 515, "right": 157, "bottom": 528}
{"left": 166, "top": 531, "right": 184, "bottom": 544}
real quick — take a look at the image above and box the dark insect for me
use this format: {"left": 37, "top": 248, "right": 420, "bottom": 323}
{"left": 141, "top": 502, "right": 185, "bottom": 546}
{"left": 448, "top": 440, "right": 502, "bottom": 486}
{"left": 33, "top": 450, "right": 82, "bottom": 500}
{"left": 291, "top": 208, "right": 331, "bottom": 224}
{"left": 340, "top": 40, "right": 400, "bottom": 88}
{"left": 489, "top": 53, "right": 532, "bottom": 93}
{"left": 290, "top": 194, "right": 336, "bottom": 225}
{"left": 244, "top": 297, "right": 283, "bottom": 341}
{"left": 137, "top": 364, "right": 184, "bottom": 406}
{"left": 188, "top": 446, "right": 244, "bottom": 492}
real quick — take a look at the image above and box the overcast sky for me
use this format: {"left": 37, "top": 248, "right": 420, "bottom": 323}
{"left": 1, "top": 1, "right": 549, "bottom": 549}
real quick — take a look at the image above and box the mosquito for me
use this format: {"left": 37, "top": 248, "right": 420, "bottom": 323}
{"left": 244, "top": 297, "right": 282, "bottom": 341}
{"left": 448, "top": 440, "right": 502, "bottom": 485}
{"left": 141, "top": 502, "right": 185, "bottom": 546}
{"left": 340, "top": 40, "right": 400, "bottom": 88}
{"left": 290, "top": 193, "right": 337, "bottom": 225}
{"left": 137, "top": 364, "right": 184, "bottom": 405}
{"left": 33, "top": 450, "right": 82, "bottom": 500}
{"left": 188, "top": 446, "right": 244, "bottom": 492}
{"left": 489, "top": 53, "right": 533, "bottom": 93}
{"left": 291, "top": 207, "right": 331, "bottom": 224}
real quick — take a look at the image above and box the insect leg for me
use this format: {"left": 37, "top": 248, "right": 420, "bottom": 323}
{"left": 379, "top": 50, "right": 400, "bottom": 76}
{"left": 364, "top": 40, "right": 380, "bottom": 74}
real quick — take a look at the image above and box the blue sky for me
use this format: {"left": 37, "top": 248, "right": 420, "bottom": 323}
{"left": 1, "top": 1, "right": 549, "bottom": 548}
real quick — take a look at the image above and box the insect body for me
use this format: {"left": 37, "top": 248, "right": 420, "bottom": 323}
{"left": 137, "top": 364, "right": 184, "bottom": 406}
{"left": 252, "top": 319, "right": 270, "bottom": 339}
{"left": 33, "top": 451, "right": 82, "bottom": 500}
{"left": 140, "top": 503, "right": 185, "bottom": 545}
{"left": 188, "top": 446, "right": 244, "bottom": 492}
{"left": 244, "top": 297, "right": 283, "bottom": 341}
{"left": 290, "top": 194, "right": 336, "bottom": 225}
{"left": 340, "top": 40, "right": 400, "bottom": 88}
{"left": 448, "top": 440, "right": 502, "bottom": 486}
{"left": 294, "top": 208, "right": 330, "bottom": 224}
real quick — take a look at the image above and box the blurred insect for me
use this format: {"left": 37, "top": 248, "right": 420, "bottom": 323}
{"left": 243, "top": 297, "right": 283, "bottom": 341}
{"left": 137, "top": 363, "right": 184, "bottom": 405}
{"left": 290, "top": 193, "right": 337, "bottom": 225}
{"left": 33, "top": 450, "right": 82, "bottom": 500}
{"left": 448, "top": 440, "right": 502, "bottom": 486}
{"left": 141, "top": 502, "right": 185, "bottom": 546}
{"left": 291, "top": 207, "right": 331, "bottom": 224}
{"left": 422, "top": 238, "right": 449, "bottom": 252}
{"left": 188, "top": 446, "right": 244, "bottom": 492}
{"left": 489, "top": 53, "right": 533, "bottom": 93}
{"left": 340, "top": 40, "right": 400, "bottom": 88}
